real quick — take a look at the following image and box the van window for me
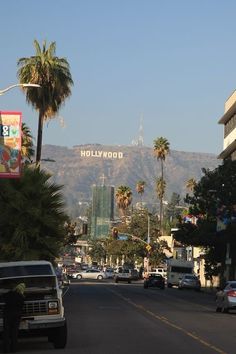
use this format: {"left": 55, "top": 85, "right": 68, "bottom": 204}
{"left": 0, "top": 265, "right": 53, "bottom": 278}
{"left": 170, "top": 266, "right": 192, "bottom": 273}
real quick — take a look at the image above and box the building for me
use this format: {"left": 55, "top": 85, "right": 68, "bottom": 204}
{"left": 218, "top": 90, "right": 236, "bottom": 281}
{"left": 218, "top": 90, "right": 236, "bottom": 160}
{"left": 90, "top": 184, "right": 114, "bottom": 239}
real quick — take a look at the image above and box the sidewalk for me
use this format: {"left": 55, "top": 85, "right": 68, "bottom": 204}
{"left": 201, "top": 286, "right": 217, "bottom": 295}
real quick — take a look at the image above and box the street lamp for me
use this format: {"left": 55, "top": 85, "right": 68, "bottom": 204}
{"left": 0, "top": 83, "right": 41, "bottom": 96}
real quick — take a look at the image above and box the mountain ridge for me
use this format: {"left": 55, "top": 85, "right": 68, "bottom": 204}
{"left": 41, "top": 144, "right": 220, "bottom": 217}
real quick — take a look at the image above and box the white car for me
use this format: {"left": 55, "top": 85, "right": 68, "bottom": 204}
{"left": 216, "top": 281, "right": 236, "bottom": 313}
{"left": 71, "top": 268, "right": 107, "bottom": 280}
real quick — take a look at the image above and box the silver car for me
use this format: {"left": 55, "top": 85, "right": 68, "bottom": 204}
{"left": 71, "top": 268, "right": 107, "bottom": 280}
{"left": 178, "top": 274, "right": 201, "bottom": 291}
{"left": 216, "top": 281, "right": 236, "bottom": 313}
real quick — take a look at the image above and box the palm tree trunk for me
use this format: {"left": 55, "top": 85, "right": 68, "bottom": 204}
{"left": 160, "top": 160, "right": 164, "bottom": 235}
{"left": 36, "top": 111, "right": 44, "bottom": 166}
{"left": 159, "top": 199, "right": 163, "bottom": 235}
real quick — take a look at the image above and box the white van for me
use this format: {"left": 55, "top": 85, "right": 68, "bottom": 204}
{"left": 151, "top": 267, "right": 167, "bottom": 278}
{"left": 167, "top": 259, "right": 194, "bottom": 288}
{"left": 0, "top": 260, "right": 67, "bottom": 349}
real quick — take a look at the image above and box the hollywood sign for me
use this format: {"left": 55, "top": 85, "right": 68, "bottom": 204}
{"left": 80, "top": 150, "right": 123, "bottom": 159}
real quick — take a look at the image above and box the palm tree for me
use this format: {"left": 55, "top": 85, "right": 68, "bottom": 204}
{"left": 153, "top": 137, "right": 170, "bottom": 234}
{"left": 21, "top": 122, "right": 34, "bottom": 163}
{"left": 136, "top": 180, "right": 146, "bottom": 207}
{"left": 115, "top": 185, "right": 132, "bottom": 222}
{"left": 186, "top": 178, "right": 197, "bottom": 193}
{"left": 0, "top": 166, "right": 68, "bottom": 261}
{"left": 17, "top": 40, "right": 73, "bottom": 166}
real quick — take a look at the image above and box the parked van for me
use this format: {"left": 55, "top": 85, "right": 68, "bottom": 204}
{"left": 167, "top": 259, "right": 194, "bottom": 288}
{"left": 151, "top": 267, "right": 167, "bottom": 279}
{"left": 0, "top": 260, "right": 67, "bottom": 349}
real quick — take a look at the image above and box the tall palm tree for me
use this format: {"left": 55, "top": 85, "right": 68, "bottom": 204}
{"left": 153, "top": 137, "right": 170, "bottom": 234}
{"left": 136, "top": 180, "right": 146, "bottom": 207}
{"left": 17, "top": 40, "right": 73, "bottom": 166}
{"left": 115, "top": 185, "right": 132, "bottom": 222}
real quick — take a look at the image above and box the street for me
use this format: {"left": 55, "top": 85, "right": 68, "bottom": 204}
{"left": 15, "top": 280, "right": 236, "bottom": 354}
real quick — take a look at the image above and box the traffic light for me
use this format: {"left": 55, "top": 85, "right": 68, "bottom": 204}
{"left": 112, "top": 227, "right": 118, "bottom": 239}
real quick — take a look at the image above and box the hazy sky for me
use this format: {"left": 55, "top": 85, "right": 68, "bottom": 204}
{"left": 1, "top": 0, "right": 235, "bottom": 154}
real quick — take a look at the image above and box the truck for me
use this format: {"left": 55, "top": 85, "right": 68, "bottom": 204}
{"left": 0, "top": 260, "right": 67, "bottom": 349}
{"left": 166, "top": 259, "right": 194, "bottom": 288}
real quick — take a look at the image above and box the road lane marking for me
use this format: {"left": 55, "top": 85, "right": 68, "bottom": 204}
{"left": 108, "top": 288, "right": 227, "bottom": 354}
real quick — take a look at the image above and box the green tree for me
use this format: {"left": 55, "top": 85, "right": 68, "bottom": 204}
{"left": 0, "top": 166, "right": 68, "bottom": 262}
{"left": 175, "top": 160, "right": 236, "bottom": 282}
{"left": 153, "top": 137, "right": 170, "bottom": 234}
{"left": 17, "top": 40, "right": 73, "bottom": 165}
{"left": 165, "top": 192, "right": 181, "bottom": 221}
{"left": 115, "top": 185, "right": 132, "bottom": 222}
{"left": 88, "top": 239, "right": 107, "bottom": 264}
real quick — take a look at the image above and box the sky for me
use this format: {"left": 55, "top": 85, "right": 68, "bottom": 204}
{"left": 1, "top": 0, "right": 236, "bottom": 155}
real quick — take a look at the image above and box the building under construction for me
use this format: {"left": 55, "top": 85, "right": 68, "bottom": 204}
{"left": 90, "top": 184, "right": 114, "bottom": 239}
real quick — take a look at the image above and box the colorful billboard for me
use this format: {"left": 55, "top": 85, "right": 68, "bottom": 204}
{"left": 0, "top": 111, "right": 22, "bottom": 178}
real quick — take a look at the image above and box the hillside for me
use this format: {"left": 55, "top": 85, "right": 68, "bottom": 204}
{"left": 41, "top": 144, "right": 220, "bottom": 217}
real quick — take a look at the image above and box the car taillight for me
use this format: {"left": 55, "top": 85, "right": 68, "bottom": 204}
{"left": 227, "top": 290, "right": 236, "bottom": 297}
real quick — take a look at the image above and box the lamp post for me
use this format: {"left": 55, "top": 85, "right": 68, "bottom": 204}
{"left": 0, "top": 83, "right": 40, "bottom": 96}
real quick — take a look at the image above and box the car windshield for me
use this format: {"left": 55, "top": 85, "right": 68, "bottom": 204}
{"left": 0, "top": 264, "right": 53, "bottom": 278}
{"left": 184, "top": 275, "right": 196, "bottom": 280}
{"left": 229, "top": 282, "right": 236, "bottom": 289}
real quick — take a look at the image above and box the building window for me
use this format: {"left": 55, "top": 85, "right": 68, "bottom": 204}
{"left": 224, "top": 114, "right": 236, "bottom": 138}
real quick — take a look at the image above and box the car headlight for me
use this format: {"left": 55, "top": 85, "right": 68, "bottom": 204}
{"left": 48, "top": 301, "right": 59, "bottom": 314}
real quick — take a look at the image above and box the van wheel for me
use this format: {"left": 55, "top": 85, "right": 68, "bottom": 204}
{"left": 52, "top": 322, "right": 67, "bottom": 349}
{"left": 167, "top": 283, "right": 172, "bottom": 288}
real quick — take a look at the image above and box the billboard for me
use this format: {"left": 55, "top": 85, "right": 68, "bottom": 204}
{"left": 0, "top": 111, "right": 22, "bottom": 178}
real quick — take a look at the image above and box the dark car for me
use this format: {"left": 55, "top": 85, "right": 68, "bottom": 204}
{"left": 144, "top": 274, "right": 165, "bottom": 289}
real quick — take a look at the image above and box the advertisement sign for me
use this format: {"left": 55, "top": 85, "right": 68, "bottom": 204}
{"left": 0, "top": 111, "right": 22, "bottom": 178}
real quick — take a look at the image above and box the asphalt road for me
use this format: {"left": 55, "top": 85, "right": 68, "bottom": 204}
{"left": 15, "top": 280, "right": 236, "bottom": 354}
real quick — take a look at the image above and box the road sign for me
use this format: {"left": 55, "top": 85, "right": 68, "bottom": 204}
{"left": 146, "top": 244, "right": 152, "bottom": 252}
{"left": 118, "top": 234, "right": 128, "bottom": 241}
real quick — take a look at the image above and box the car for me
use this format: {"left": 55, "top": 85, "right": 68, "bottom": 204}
{"left": 216, "top": 281, "right": 236, "bottom": 313}
{"left": 114, "top": 268, "right": 132, "bottom": 283}
{"left": 178, "top": 274, "right": 201, "bottom": 291}
{"left": 130, "top": 269, "right": 139, "bottom": 280}
{"left": 144, "top": 273, "right": 165, "bottom": 289}
{"left": 71, "top": 268, "right": 107, "bottom": 280}
{"left": 104, "top": 268, "right": 115, "bottom": 279}
{"left": 151, "top": 267, "right": 167, "bottom": 279}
